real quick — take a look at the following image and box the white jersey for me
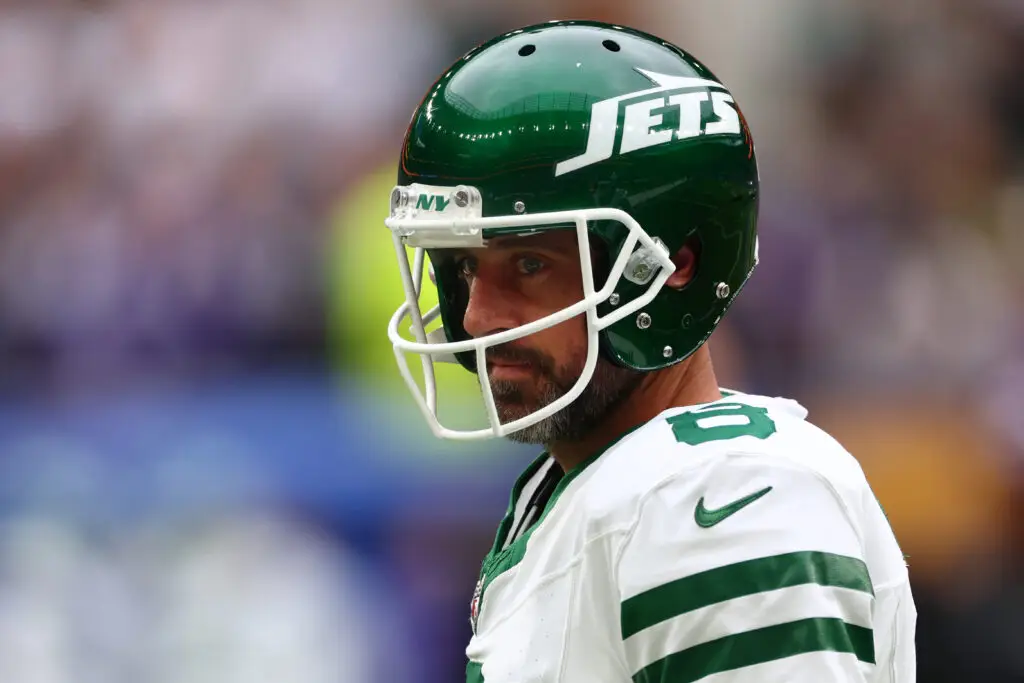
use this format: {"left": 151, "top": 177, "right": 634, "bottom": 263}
{"left": 466, "top": 392, "right": 916, "bottom": 683}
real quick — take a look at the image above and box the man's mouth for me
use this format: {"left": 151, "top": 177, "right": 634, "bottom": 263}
{"left": 488, "top": 360, "right": 534, "bottom": 380}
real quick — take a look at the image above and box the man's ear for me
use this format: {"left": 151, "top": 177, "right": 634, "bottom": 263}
{"left": 666, "top": 237, "right": 700, "bottom": 289}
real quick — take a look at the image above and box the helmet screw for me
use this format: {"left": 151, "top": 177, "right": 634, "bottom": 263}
{"left": 513, "top": 200, "right": 526, "bottom": 214}
{"left": 608, "top": 293, "right": 620, "bottom": 306}
{"left": 636, "top": 312, "right": 652, "bottom": 330}
{"left": 662, "top": 345, "right": 673, "bottom": 358}
{"left": 390, "top": 187, "right": 408, "bottom": 211}
{"left": 715, "top": 282, "right": 731, "bottom": 299}
{"left": 632, "top": 263, "right": 651, "bottom": 280}
{"left": 454, "top": 190, "right": 470, "bottom": 207}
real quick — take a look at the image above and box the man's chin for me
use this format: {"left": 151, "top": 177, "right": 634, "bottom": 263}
{"left": 489, "top": 377, "right": 565, "bottom": 441}
{"left": 495, "top": 403, "right": 532, "bottom": 424}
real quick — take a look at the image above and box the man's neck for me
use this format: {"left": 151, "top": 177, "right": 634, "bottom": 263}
{"left": 548, "top": 345, "right": 722, "bottom": 473}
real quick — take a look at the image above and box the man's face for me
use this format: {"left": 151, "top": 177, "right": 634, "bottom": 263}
{"left": 453, "top": 230, "right": 641, "bottom": 444}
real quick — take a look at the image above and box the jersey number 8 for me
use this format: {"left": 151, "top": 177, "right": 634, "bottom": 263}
{"left": 667, "top": 403, "right": 777, "bottom": 446}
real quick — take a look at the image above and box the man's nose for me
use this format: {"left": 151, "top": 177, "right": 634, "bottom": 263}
{"left": 461, "top": 276, "right": 521, "bottom": 339}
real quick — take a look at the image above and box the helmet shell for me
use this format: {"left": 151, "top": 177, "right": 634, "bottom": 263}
{"left": 398, "top": 20, "right": 759, "bottom": 371}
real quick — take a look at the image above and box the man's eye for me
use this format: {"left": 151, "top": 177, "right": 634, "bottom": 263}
{"left": 455, "top": 256, "right": 477, "bottom": 279}
{"left": 516, "top": 256, "right": 545, "bottom": 275}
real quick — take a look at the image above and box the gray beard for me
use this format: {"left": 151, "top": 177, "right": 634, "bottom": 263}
{"left": 489, "top": 357, "right": 643, "bottom": 445}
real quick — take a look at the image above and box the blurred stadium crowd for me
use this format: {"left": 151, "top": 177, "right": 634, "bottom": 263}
{"left": 0, "top": 0, "right": 1021, "bottom": 681}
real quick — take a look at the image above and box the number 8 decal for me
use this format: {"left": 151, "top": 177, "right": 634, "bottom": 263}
{"left": 667, "top": 403, "right": 777, "bottom": 446}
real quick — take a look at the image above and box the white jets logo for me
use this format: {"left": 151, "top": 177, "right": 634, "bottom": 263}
{"left": 555, "top": 69, "right": 743, "bottom": 176}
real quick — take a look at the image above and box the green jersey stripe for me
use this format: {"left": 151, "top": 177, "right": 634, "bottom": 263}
{"left": 622, "top": 582, "right": 873, "bottom": 671}
{"left": 621, "top": 551, "right": 872, "bottom": 639}
{"left": 632, "top": 617, "right": 875, "bottom": 683}
{"left": 466, "top": 661, "right": 484, "bottom": 683}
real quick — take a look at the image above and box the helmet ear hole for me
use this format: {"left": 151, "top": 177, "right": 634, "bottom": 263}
{"left": 666, "top": 233, "right": 702, "bottom": 290}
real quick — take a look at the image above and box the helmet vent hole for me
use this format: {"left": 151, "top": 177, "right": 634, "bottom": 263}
{"left": 518, "top": 44, "right": 536, "bottom": 57}
{"left": 602, "top": 39, "right": 620, "bottom": 52}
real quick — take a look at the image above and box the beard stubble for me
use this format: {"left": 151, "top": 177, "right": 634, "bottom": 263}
{"left": 486, "top": 344, "right": 643, "bottom": 445}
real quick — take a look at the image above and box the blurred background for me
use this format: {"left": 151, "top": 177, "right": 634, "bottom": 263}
{"left": 0, "top": 0, "right": 1020, "bottom": 680}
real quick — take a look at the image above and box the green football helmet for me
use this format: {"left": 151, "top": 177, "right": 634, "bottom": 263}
{"left": 386, "top": 20, "right": 759, "bottom": 440}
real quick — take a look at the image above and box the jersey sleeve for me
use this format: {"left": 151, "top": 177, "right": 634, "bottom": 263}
{"left": 614, "top": 453, "right": 877, "bottom": 683}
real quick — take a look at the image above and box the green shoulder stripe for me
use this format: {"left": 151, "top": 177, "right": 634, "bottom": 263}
{"left": 621, "top": 551, "right": 872, "bottom": 640}
{"left": 633, "top": 617, "right": 874, "bottom": 683}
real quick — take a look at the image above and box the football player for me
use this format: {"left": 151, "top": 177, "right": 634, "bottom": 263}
{"left": 384, "top": 20, "right": 917, "bottom": 683}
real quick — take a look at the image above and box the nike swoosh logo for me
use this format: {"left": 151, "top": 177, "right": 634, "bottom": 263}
{"left": 694, "top": 486, "right": 773, "bottom": 528}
